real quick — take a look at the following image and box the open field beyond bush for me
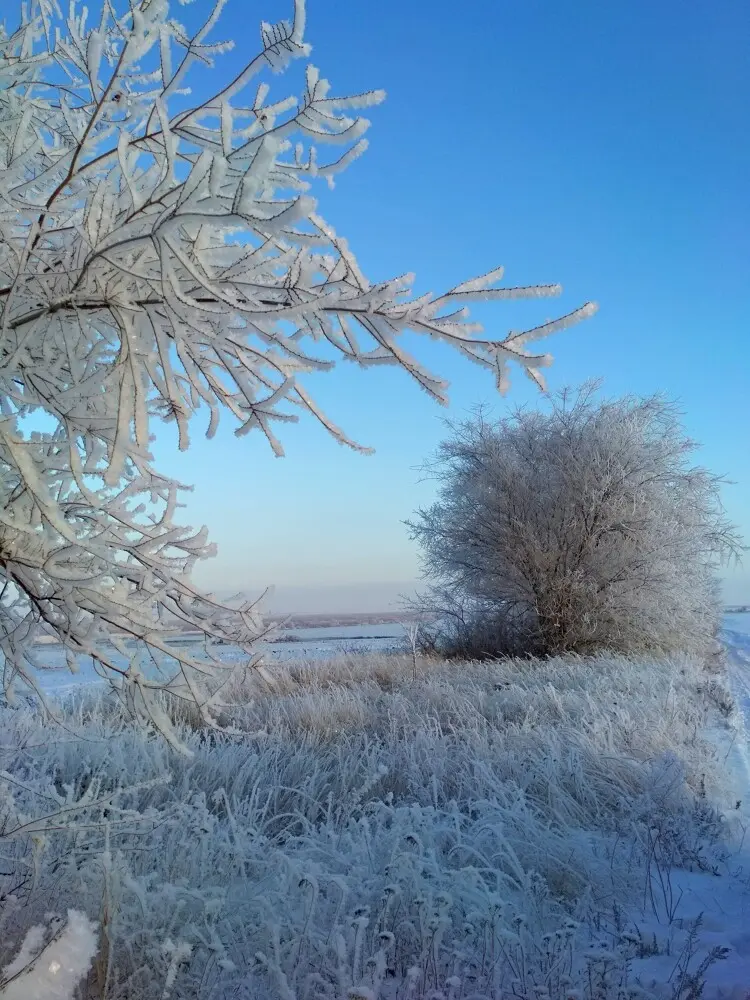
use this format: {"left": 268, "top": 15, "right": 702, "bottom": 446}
{"left": 3, "top": 635, "right": 750, "bottom": 999}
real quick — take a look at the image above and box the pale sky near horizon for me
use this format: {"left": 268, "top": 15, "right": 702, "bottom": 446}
{"left": 150, "top": 0, "right": 749, "bottom": 612}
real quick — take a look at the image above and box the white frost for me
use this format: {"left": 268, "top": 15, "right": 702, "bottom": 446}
{"left": 0, "top": 910, "right": 98, "bottom": 1000}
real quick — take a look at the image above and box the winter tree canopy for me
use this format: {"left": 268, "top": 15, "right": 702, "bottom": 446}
{"left": 408, "top": 388, "right": 742, "bottom": 660}
{"left": 0, "top": 0, "right": 595, "bottom": 740}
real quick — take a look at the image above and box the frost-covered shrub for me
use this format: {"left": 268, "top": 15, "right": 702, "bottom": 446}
{"left": 0, "top": 649, "right": 735, "bottom": 998}
{"left": 408, "top": 387, "right": 742, "bottom": 659}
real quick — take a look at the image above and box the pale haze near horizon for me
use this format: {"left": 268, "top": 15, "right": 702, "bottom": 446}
{"left": 207, "top": 577, "right": 750, "bottom": 615}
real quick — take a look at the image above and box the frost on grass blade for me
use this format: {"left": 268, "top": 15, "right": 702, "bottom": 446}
{"left": 0, "top": 649, "right": 741, "bottom": 997}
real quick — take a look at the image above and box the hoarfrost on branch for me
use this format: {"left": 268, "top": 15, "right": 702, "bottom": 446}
{"left": 0, "top": 0, "right": 596, "bottom": 739}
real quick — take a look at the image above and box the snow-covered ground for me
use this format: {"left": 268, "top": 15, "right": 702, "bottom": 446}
{"left": 723, "top": 614, "right": 750, "bottom": 828}
{"left": 724, "top": 614, "right": 750, "bottom": 731}
{"left": 627, "top": 614, "right": 750, "bottom": 997}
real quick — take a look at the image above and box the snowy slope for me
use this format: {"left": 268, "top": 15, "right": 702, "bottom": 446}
{"left": 725, "top": 615, "right": 750, "bottom": 740}
{"left": 626, "top": 619, "right": 750, "bottom": 997}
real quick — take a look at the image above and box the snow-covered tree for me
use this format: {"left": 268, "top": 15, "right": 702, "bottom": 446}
{"left": 408, "top": 387, "right": 743, "bottom": 659}
{"left": 0, "top": 0, "right": 595, "bottom": 736}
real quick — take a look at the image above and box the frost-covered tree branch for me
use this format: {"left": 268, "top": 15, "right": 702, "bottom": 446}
{"left": 0, "top": 0, "right": 595, "bottom": 737}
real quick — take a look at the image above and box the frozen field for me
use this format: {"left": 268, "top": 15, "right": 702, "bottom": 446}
{"left": 4, "top": 613, "right": 750, "bottom": 997}
{"left": 32, "top": 621, "right": 410, "bottom": 696}
{"left": 29, "top": 615, "right": 750, "bottom": 702}
{"left": 626, "top": 614, "right": 750, "bottom": 996}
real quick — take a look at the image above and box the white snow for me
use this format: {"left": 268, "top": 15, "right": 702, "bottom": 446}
{"left": 620, "top": 615, "right": 750, "bottom": 997}
{"left": 0, "top": 910, "right": 97, "bottom": 1000}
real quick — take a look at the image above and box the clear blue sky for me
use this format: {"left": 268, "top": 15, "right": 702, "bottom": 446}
{"left": 154, "top": 0, "right": 749, "bottom": 611}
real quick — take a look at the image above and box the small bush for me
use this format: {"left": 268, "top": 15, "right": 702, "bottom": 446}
{"left": 408, "top": 386, "right": 742, "bottom": 659}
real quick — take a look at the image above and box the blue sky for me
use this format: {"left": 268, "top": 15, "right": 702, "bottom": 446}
{"left": 155, "top": 0, "right": 749, "bottom": 611}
